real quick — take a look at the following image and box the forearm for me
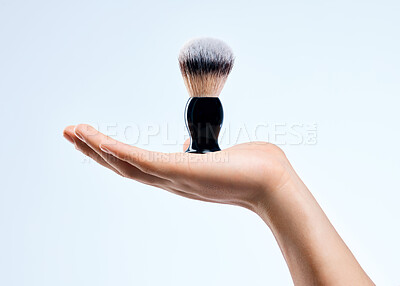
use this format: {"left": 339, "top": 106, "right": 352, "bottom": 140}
{"left": 255, "top": 173, "right": 374, "bottom": 285}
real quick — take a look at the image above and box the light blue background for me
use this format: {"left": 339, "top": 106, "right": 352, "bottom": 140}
{"left": 0, "top": 0, "right": 399, "bottom": 285}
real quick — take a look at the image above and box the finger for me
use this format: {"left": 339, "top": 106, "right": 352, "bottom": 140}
{"left": 64, "top": 126, "right": 123, "bottom": 175}
{"left": 63, "top": 126, "right": 75, "bottom": 144}
{"left": 182, "top": 139, "right": 190, "bottom": 152}
{"left": 100, "top": 133, "right": 223, "bottom": 181}
{"left": 74, "top": 125, "right": 222, "bottom": 188}
{"left": 73, "top": 124, "right": 171, "bottom": 187}
{"left": 66, "top": 125, "right": 224, "bottom": 203}
{"left": 65, "top": 126, "right": 214, "bottom": 200}
{"left": 72, "top": 124, "right": 181, "bottom": 178}
{"left": 99, "top": 138, "right": 182, "bottom": 179}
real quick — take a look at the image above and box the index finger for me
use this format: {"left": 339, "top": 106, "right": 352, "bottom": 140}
{"left": 74, "top": 124, "right": 185, "bottom": 179}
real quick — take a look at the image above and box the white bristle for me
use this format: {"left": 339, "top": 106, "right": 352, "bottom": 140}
{"left": 178, "top": 37, "right": 234, "bottom": 97}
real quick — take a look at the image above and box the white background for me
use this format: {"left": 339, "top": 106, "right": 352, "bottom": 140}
{"left": 0, "top": 0, "right": 399, "bottom": 285}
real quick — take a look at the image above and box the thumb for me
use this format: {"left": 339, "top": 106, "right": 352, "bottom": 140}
{"left": 182, "top": 139, "right": 190, "bottom": 152}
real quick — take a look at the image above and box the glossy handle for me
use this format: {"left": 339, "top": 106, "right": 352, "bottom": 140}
{"left": 184, "top": 97, "right": 223, "bottom": 154}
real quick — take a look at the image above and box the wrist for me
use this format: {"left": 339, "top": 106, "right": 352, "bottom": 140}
{"left": 253, "top": 171, "right": 311, "bottom": 228}
{"left": 242, "top": 151, "right": 310, "bottom": 223}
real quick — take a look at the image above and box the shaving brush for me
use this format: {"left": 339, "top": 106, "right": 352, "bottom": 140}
{"left": 179, "top": 38, "right": 235, "bottom": 153}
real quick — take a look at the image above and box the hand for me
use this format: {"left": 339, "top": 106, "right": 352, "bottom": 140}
{"left": 63, "top": 124, "right": 374, "bottom": 285}
{"left": 63, "top": 124, "right": 293, "bottom": 212}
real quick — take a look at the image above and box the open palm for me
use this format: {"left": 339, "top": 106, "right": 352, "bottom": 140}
{"left": 64, "top": 124, "right": 293, "bottom": 211}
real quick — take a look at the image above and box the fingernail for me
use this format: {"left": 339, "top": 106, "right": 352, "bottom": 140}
{"left": 100, "top": 144, "right": 111, "bottom": 154}
{"left": 74, "top": 130, "right": 85, "bottom": 142}
{"left": 63, "top": 133, "right": 75, "bottom": 144}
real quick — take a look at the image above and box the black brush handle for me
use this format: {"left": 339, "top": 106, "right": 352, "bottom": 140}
{"left": 184, "top": 97, "right": 223, "bottom": 154}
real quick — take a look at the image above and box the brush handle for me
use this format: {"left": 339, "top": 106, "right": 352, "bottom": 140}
{"left": 184, "top": 97, "right": 223, "bottom": 154}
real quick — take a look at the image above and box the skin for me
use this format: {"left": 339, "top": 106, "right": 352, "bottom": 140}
{"left": 63, "top": 124, "right": 374, "bottom": 286}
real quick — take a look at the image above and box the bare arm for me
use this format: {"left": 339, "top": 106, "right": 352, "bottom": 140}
{"left": 256, "top": 171, "right": 373, "bottom": 285}
{"left": 63, "top": 124, "right": 374, "bottom": 285}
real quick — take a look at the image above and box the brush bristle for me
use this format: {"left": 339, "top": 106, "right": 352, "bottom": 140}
{"left": 179, "top": 37, "right": 234, "bottom": 97}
